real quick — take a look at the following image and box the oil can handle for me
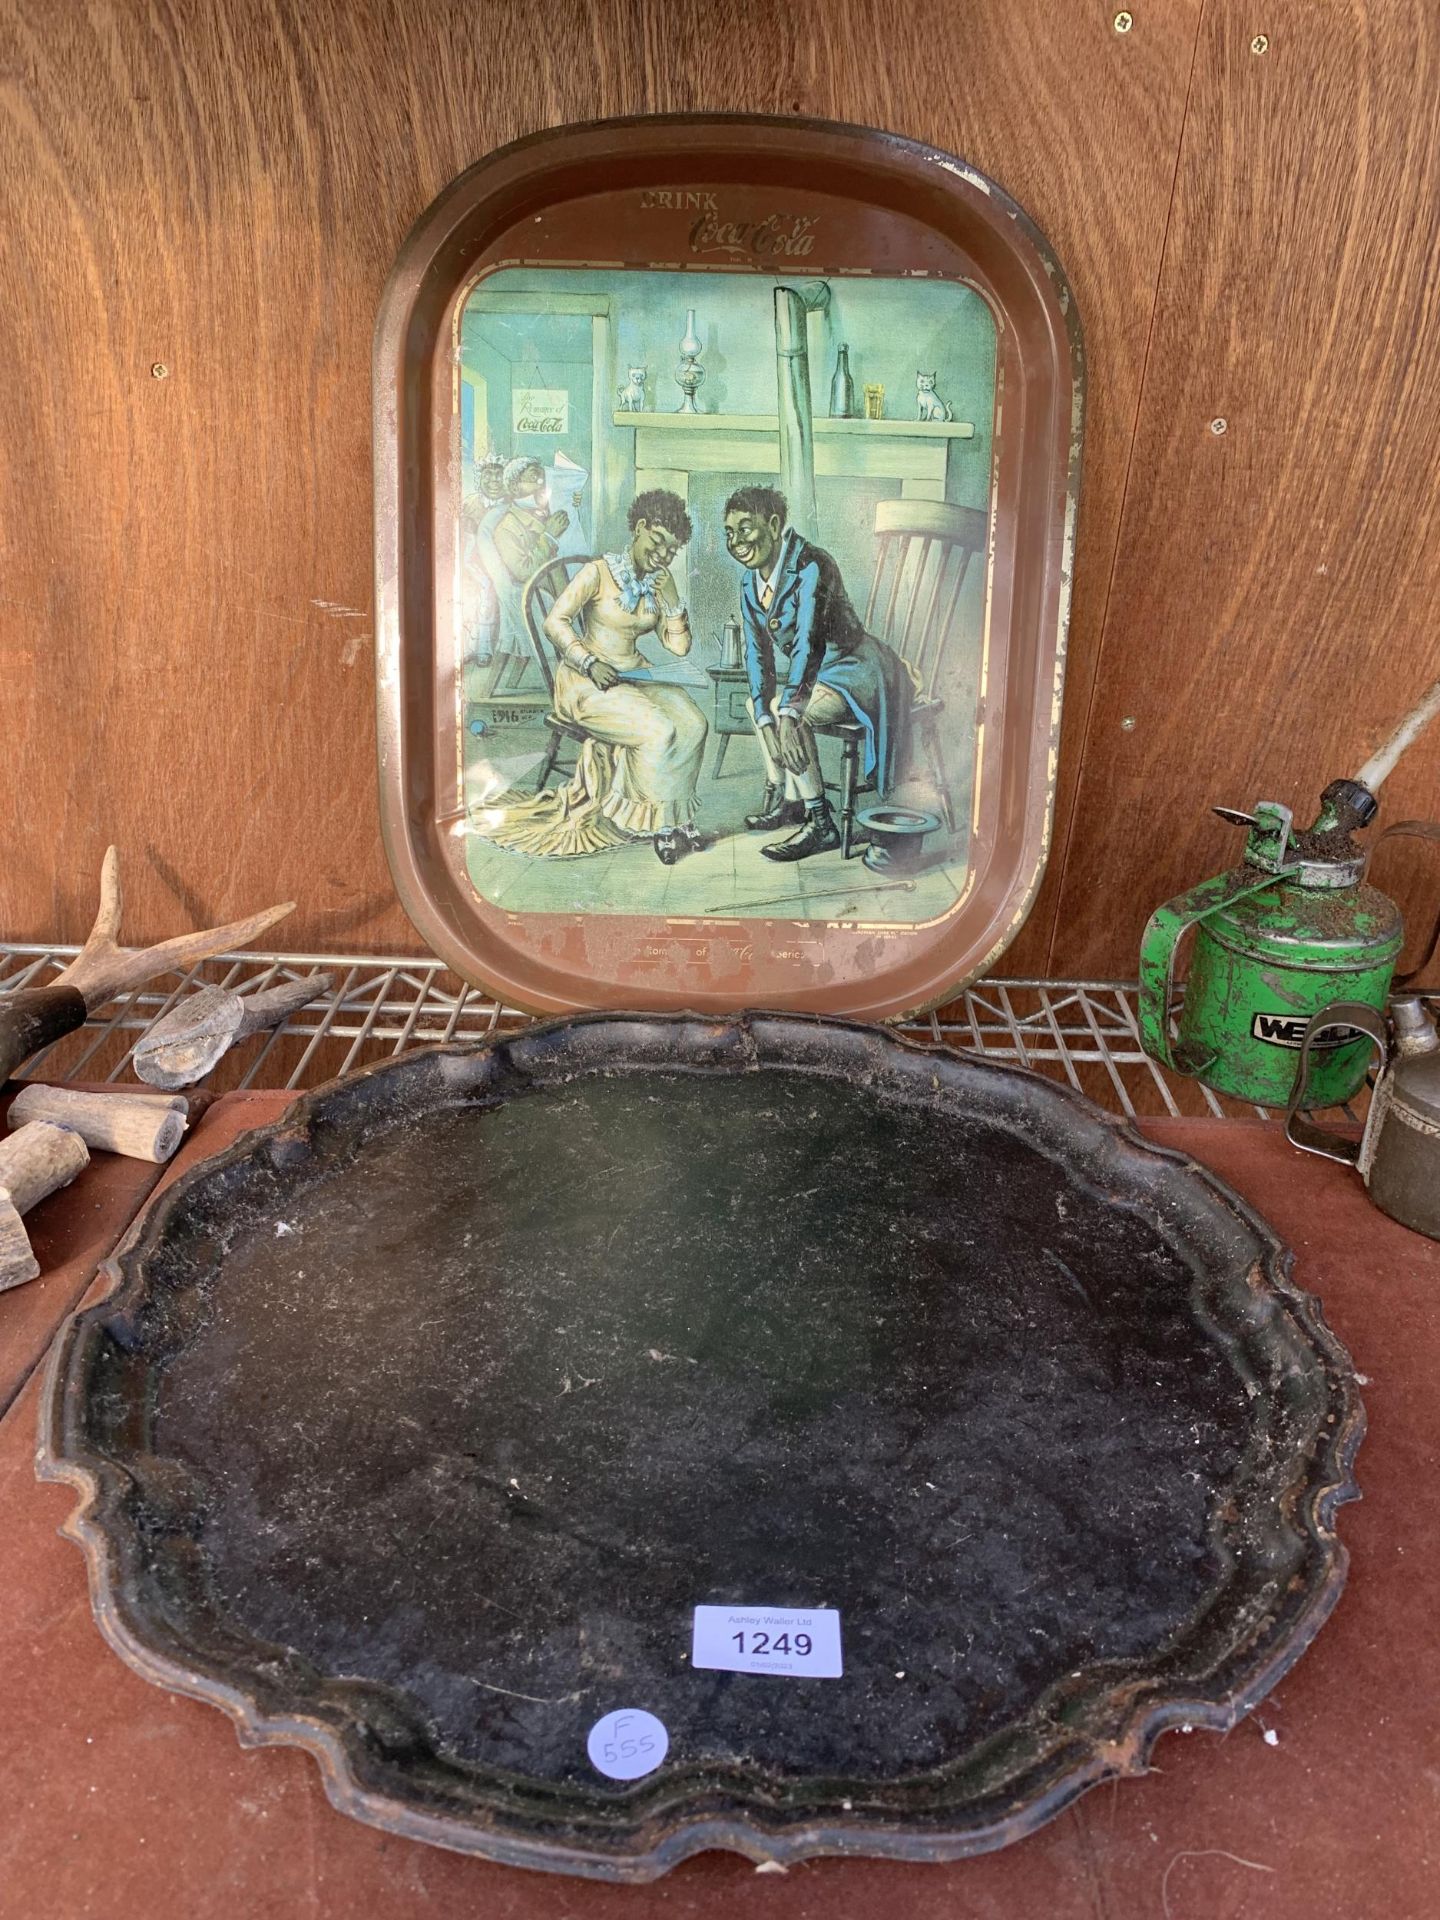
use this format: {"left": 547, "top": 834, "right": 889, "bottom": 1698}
{"left": 1137, "top": 867, "right": 1299, "bottom": 1073}
{"left": 1367, "top": 819, "right": 1440, "bottom": 986}
{"left": 1285, "top": 1000, "right": 1389, "bottom": 1164}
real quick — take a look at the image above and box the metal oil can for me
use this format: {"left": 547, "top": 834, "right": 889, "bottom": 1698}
{"left": 1287, "top": 996, "right": 1440, "bottom": 1241}
{"left": 1138, "top": 781, "right": 1403, "bottom": 1107}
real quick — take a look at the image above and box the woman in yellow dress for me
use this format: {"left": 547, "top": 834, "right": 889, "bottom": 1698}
{"left": 470, "top": 490, "right": 709, "bottom": 864}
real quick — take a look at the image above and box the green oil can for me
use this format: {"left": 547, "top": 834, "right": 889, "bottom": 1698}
{"left": 1138, "top": 780, "right": 1404, "bottom": 1107}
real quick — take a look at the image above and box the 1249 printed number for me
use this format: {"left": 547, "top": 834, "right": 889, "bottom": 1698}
{"left": 732, "top": 1630, "right": 812, "bottom": 1658}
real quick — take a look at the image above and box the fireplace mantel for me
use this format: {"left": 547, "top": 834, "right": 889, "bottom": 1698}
{"left": 614, "top": 410, "right": 975, "bottom": 503}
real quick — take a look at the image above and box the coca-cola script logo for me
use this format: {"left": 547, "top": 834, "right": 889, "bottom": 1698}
{"left": 635, "top": 190, "right": 818, "bottom": 260}
{"left": 689, "top": 210, "right": 818, "bottom": 259}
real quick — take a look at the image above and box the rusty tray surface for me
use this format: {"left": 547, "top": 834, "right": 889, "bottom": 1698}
{"left": 39, "top": 1015, "right": 1361, "bottom": 1879}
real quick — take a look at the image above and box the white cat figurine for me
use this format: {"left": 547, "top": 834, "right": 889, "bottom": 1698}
{"left": 617, "top": 366, "right": 648, "bottom": 412}
{"left": 916, "top": 371, "right": 952, "bottom": 422}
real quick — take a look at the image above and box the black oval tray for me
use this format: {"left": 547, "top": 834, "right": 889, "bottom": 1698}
{"left": 39, "top": 1015, "right": 1362, "bottom": 1880}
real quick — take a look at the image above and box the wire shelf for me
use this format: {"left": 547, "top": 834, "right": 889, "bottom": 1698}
{"left": 4, "top": 943, "right": 1409, "bottom": 1123}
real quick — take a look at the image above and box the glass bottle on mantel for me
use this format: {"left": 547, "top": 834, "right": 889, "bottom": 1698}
{"left": 829, "top": 343, "right": 857, "bottom": 418}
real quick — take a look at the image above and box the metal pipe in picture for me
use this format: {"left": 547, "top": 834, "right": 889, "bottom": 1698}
{"left": 773, "top": 285, "right": 821, "bottom": 536}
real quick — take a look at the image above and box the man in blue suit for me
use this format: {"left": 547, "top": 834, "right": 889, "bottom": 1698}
{"left": 723, "top": 486, "right": 913, "bottom": 862}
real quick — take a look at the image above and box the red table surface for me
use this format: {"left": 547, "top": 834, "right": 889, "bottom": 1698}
{"left": 0, "top": 1094, "right": 1436, "bottom": 1920}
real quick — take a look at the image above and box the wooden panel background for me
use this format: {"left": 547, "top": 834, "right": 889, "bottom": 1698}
{"left": 1, "top": 0, "right": 1437, "bottom": 980}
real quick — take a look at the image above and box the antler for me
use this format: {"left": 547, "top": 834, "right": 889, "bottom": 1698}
{"left": 54, "top": 848, "right": 294, "bottom": 1009}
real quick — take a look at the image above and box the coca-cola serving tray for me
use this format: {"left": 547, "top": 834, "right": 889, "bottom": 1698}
{"left": 374, "top": 116, "right": 1083, "bottom": 1017}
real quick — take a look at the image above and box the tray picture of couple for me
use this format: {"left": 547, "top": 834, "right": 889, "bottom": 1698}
{"left": 453, "top": 263, "right": 996, "bottom": 926}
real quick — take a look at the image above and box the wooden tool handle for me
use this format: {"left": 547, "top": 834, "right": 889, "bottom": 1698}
{"left": 0, "top": 985, "right": 88, "bottom": 1086}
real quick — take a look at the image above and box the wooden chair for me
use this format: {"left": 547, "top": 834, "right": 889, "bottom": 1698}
{"left": 813, "top": 498, "right": 988, "bottom": 858}
{"left": 521, "top": 553, "right": 598, "bottom": 793}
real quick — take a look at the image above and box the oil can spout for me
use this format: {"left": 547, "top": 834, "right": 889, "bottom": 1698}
{"left": 1353, "top": 667, "right": 1440, "bottom": 795}
{"left": 1390, "top": 995, "right": 1440, "bottom": 1057}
